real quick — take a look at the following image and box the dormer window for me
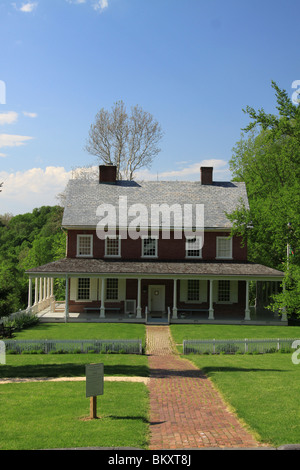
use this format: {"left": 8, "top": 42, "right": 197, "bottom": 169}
{"left": 142, "top": 236, "right": 158, "bottom": 258}
{"left": 105, "top": 236, "right": 121, "bottom": 257}
{"left": 216, "top": 236, "right": 232, "bottom": 259}
{"left": 77, "top": 234, "right": 93, "bottom": 257}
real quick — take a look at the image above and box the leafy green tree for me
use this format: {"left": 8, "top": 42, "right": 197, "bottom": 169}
{"left": 0, "top": 206, "right": 65, "bottom": 315}
{"left": 228, "top": 81, "right": 300, "bottom": 316}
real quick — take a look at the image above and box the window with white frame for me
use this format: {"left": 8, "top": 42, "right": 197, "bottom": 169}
{"left": 77, "top": 235, "right": 93, "bottom": 257}
{"left": 187, "top": 280, "right": 200, "bottom": 301}
{"left": 105, "top": 236, "right": 121, "bottom": 257}
{"left": 106, "top": 278, "right": 119, "bottom": 300}
{"left": 142, "top": 236, "right": 158, "bottom": 257}
{"left": 186, "top": 236, "right": 202, "bottom": 258}
{"left": 216, "top": 237, "right": 232, "bottom": 259}
{"left": 218, "top": 280, "right": 230, "bottom": 302}
{"left": 77, "top": 278, "right": 90, "bottom": 300}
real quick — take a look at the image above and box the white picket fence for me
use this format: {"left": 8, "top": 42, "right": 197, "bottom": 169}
{"left": 183, "top": 338, "right": 299, "bottom": 355}
{"left": 3, "top": 338, "right": 143, "bottom": 355}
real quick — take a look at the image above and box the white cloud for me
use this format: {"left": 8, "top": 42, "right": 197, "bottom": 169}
{"left": 0, "top": 112, "right": 18, "bottom": 125}
{"left": 12, "top": 2, "right": 38, "bottom": 12}
{"left": 0, "top": 166, "right": 72, "bottom": 215}
{"left": 66, "top": 0, "right": 108, "bottom": 11}
{"left": 0, "top": 153, "right": 7, "bottom": 158}
{"left": 23, "top": 111, "right": 38, "bottom": 118}
{"left": 93, "top": 0, "right": 108, "bottom": 12}
{"left": 19, "top": 2, "right": 38, "bottom": 12}
{"left": 136, "top": 160, "right": 231, "bottom": 181}
{"left": 0, "top": 134, "right": 33, "bottom": 148}
{"left": 66, "top": 0, "right": 86, "bottom": 4}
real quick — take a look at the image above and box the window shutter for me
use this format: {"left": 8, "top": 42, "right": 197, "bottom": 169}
{"left": 230, "top": 281, "right": 238, "bottom": 303}
{"left": 118, "top": 279, "right": 126, "bottom": 301}
{"left": 90, "top": 278, "right": 98, "bottom": 301}
{"left": 70, "top": 278, "right": 77, "bottom": 301}
{"left": 199, "top": 280, "right": 207, "bottom": 302}
{"left": 213, "top": 281, "right": 218, "bottom": 302}
{"left": 180, "top": 280, "right": 187, "bottom": 302}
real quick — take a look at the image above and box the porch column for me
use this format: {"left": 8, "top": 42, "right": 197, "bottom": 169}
{"left": 47, "top": 278, "right": 50, "bottom": 299}
{"left": 244, "top": 280, "right": 251, "bottom": 320}
{"left": 209, "top": 279, "right": 214, "bottom": 320}
{"left": 27, "top": 277, "right": 32, "bottom": 310}
{"left": 136, "top": 278, "right": 142, "bottom": 318}
{"left": 39, "top": 278, "right": 42, "bottom": 302}
{"left": 50, "top": 278, "right": 54, "bottom": 297}
{"left": 65, "top": 275, "right": 69, "bottom": 322}
{"left": 43, "top": 278, "right": 46, "bottom": 300}
{"left": 100, "top": 277, "right": 105, "bottom": 318}
{"left": 34, "top": 278, "right": 38, "bottom": 305}
{"left": 172, "top": 278, "right": 178, "bottom": 319}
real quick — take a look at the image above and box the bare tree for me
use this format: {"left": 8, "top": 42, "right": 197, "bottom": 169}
{"left": 85, "top": 100, "right": 163, "bottom": 180}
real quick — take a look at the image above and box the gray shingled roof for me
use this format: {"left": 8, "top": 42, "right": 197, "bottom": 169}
{"left": 27, "top": 258, "right": 283, "bottom": 279}
{"left": 62, "top": 179, "right": 249, "bottom": 229}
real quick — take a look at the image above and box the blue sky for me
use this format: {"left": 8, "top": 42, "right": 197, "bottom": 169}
{"left": 0, "top": 0, "right": 299, "bottom": 214}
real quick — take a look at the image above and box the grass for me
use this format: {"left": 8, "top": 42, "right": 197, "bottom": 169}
{"left": 0, "top": 353, "right": 149, "bottom": 378}
{"left": 3, "top": 321, "right": 300, "bottom": 449}
{"left": 185, "top": 352, "right": 300, "bottom": 447}
{"left": 14, "top": 323, "right": 146, "bottom": 346}
{"left": 170, "top": 324, "right": 300, "bottom": 345}
{"left": 0, "top": 381, "right": 149, "bottom": 450}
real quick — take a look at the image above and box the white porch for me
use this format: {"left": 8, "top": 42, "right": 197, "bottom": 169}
{"left": 26, "top": 259, "right": 287, "bottom": 326}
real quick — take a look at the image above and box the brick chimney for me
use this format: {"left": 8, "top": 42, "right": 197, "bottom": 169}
{"left": 200, "top": 167, "right": 213, "bottom": 185}
{"left": 99, "top": 164, "right": 117, "bottom": 184}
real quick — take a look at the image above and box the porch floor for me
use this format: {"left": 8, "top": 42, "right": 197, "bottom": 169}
{"left": 36, "top": 305, "right": 287, "bottom": 325}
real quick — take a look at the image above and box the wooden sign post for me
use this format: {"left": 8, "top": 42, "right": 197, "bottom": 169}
{"left": 85, "top": 363, "right": 104, "bottom": 419}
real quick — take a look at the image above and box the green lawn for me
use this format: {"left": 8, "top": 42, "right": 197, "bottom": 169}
{"left": 14, "top": 323, "right": 146, "bottom": 346}
{"left": 185, "top": 352, "right": 300, "bottom": 447}
{"left": 0, "top": 381, "right": 149, "bottom": 450}
{"left": 3, "top": 322, "right": 300, "bottom": 449}
{"left": 170, "top": 324, "right": 300, "bottom": 344}
{"left": 1, "top": 353, "right": 149, "bottom": 378}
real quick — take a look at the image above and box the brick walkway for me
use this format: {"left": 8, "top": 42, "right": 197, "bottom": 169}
{"left": 146, "top": 326, "right": 261, "bottom": 449}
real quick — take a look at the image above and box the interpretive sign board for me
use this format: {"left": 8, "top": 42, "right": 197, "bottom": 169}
{"left": 85, "top": 363, "right": 104, "bottom": 398}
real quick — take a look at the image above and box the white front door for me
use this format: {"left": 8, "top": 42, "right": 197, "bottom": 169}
{"left": 149, "top": 285, "right": 165, "bottom": 312}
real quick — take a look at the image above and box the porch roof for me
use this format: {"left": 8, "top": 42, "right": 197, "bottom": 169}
{"left": 26, "top": 258, "right": 284, "bottom": 280}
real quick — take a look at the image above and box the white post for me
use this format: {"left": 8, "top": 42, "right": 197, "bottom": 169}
{"left": 136, "top": 278, "right": 142, "bottom": 318}
{"left": 39, "top": 278, "right": 42, "bottom": 302}
{"left": 281, "top": 283, "right": 287, "bottom": 322}
{"left": 34, "top": 278, "right": 38, "bottom": 305}
{"left": 43, "top": 278, "right": 46, "bottom": 300}
{"left": 50, "top": 278, "right": 54, "bottom": 297}
{"left": 27, "top": 278, "right": 32, "bottom": 310}
{"left": 47, "top": 278, "right": 50, "bottom": 299}
{"left": 209, "top": 280, "right": 214, "bottom": 320}
{"left": 244, "top": 280, "right": 251, "bottom": 320}
{"left": 172, "top": 278, "right": 178, "bottom": 319}
{"left": 100, "top": 278, "right": 105, "bottom": 318}
{"left": 65, "top": 275, "right": 69, "bottom": 322}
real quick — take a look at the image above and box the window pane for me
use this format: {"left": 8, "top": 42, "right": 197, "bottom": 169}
{"left": 107, "top": 278, "right": 118, "bottom": 300}
{"left": 187, "top": 280, "right": 199, "bottom": 301}
{"left": 217, "top": 238, "right": 231, "bottom": 258}
{"left": 186, "top": 236, "right": 202, "bottom": 257}
{"left": 218, "top": 280, "right": 230, "bottom": 302}
{"left": 78, "top": 236, "right": 92, "bottom": 256}
{"left": 106, "top": 237, "right": 120, "bottom": 256}
{"left": 78, "top": 278, "right": 90, "bottom": 300}
{"left": 143, "top": 237, "right": 157, "bottom": 256}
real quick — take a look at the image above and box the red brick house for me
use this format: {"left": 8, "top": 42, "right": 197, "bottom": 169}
{"left": 26, "top": 165, "right": 285, "bottom": 324}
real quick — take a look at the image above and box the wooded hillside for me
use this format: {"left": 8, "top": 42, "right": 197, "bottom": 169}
{"left": 0, "top": 206, "right": 65, "bottom": 316}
